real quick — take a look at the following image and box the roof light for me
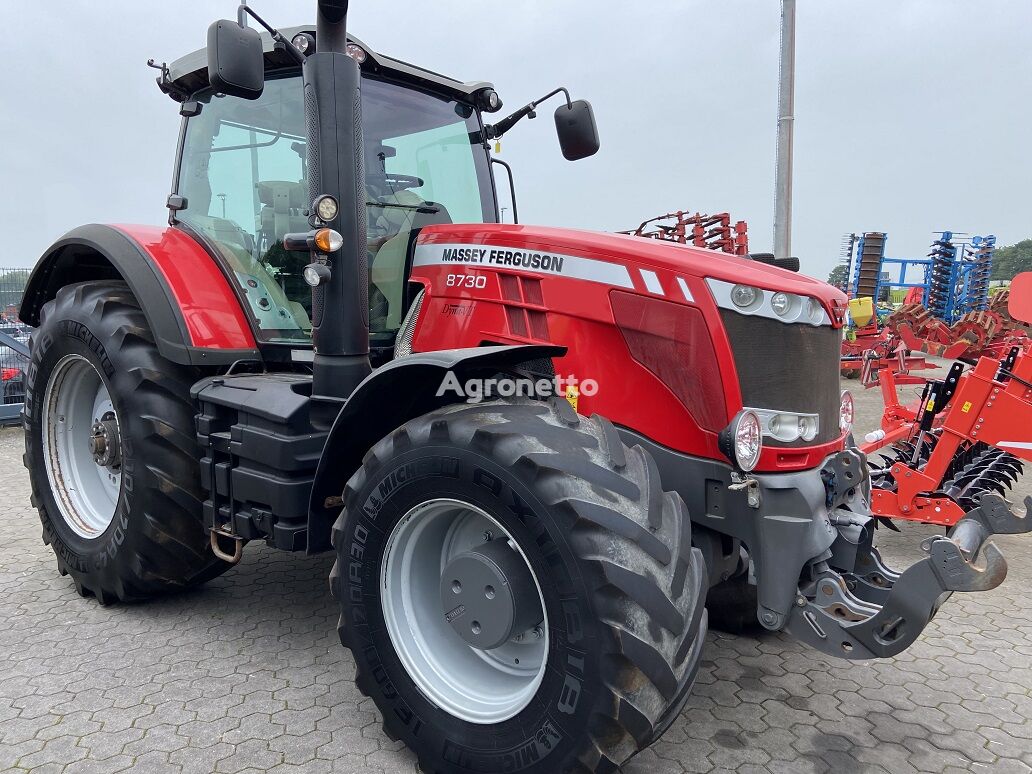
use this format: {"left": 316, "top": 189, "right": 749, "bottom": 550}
{"left": 291, "top": 33, "right": 314, "bottom": 55}
{"left": 346, "top": 43, "right": 367, "bottom": 63}
{"left": 477, "top": 88, "right": 503, "bottom": 113}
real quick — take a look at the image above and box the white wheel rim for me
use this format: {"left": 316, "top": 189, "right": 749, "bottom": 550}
{"left": 381, "top": 498, "right": 549, "bottom": 724}
{"left": 41, "top": 355, "right": 122, "bottom": 539}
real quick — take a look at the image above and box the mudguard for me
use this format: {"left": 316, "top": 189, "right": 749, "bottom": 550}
{"left": 20, "top": 223, "right": 259, "bottom": 366}
{"left": 307, "top": 344, "right": 565, "bottom": 552}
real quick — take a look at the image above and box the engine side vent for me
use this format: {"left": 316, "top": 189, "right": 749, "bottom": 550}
{"left": 394, "top": 288, "right": 426, "bottom": 358}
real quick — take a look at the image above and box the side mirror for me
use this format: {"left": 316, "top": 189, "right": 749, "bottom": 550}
{"left": 1009, "top": 273, "right": 1032, "bottom": 324}
{"left": 554, "top": 100, "right": 600, "bottom": 161}
{"left": 207, "top": 20, "right": 265, "bottom": 100}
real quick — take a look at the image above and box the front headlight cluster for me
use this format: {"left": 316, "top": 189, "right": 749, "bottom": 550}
{"left": 730, "top": 284, "right": 826, "bottom": 325}
{"left": 707, "top": 279, "right": 830, "bottom": 326}
{"left": 753, "top": 409, "right": 820, "bottom": 443}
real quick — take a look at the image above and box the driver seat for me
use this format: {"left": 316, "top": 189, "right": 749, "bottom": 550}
{"left": 370, "top": 192, "right": 452, "bottom": 332}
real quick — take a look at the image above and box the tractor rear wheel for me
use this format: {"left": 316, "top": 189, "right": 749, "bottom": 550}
{"left": 331, "top": 398, "right": 708, "bottom": 774}
{"left": 24, "top": 281, "right": 230, "bottom": 603}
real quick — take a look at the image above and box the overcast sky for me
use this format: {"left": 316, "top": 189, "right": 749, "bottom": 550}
{"left": 2, "top": 1, "right": 1029, "bottom": 282}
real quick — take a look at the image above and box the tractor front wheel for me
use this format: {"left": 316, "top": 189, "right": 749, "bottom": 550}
{"left": 24, "top": 281, "right": 230, "bottom": 603}
{"left": 331, "top": 398, "right": 707, "bottom": 773}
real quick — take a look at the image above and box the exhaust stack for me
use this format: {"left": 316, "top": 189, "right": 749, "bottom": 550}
{"left": 306, "top": 0, "right": 371, "bottom": 427}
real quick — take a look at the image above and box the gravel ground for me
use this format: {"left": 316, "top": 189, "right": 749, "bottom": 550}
{"left": 1, "top": 372, "right": 1031, "bottom": 773}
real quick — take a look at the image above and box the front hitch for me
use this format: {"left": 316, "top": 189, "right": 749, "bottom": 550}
{"left": 787, "top": 494, "right": 1031, "bottom": 660}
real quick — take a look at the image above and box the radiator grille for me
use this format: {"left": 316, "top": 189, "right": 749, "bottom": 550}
{"left": 720, "top": 310, "right": 842, "bottom": 445}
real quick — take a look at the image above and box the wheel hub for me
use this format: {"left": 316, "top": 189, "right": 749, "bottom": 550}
{"left": 440, "top": 538, "right": 542, "bottom": 650}
{"left": 380, "top": 498, "right": 550, "bottom": 724}
{"left": 42, "top": 354, "right": 123, "bottom": 540}
{"left": 89, "top": 413, "right": 120, "bottom": 468}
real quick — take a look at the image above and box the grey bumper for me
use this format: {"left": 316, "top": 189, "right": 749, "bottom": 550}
{"left": 621, "top": 430, "right": 1032, "bottom": 661}
{"left": 787, "top": 493, "right": 1032, "bottom": 660}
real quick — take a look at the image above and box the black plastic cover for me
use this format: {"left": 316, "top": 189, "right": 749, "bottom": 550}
{"left": 554, "top": 100, "right": 600, "bottom": 161}
{"left": 207, "top": 20, "right": 265, "bottom": 100}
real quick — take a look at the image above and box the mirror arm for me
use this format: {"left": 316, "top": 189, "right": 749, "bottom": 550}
{"left": 237, "top": 3, "right": 306, "bottom": 65}
{"left": 486, "top": 86, "right": 573, "bottom": 140}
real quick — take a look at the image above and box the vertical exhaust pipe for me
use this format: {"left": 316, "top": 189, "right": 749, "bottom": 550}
{"left": 306, "top": 0, "right": 371, "bottom": 427}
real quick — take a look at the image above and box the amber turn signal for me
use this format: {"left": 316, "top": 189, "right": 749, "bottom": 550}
{"left": 314, "top": 228, "right": 343, "bottom": 253}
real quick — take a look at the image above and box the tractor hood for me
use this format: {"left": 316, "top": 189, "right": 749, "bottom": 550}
{"left": 417, "top": 223, "right": 846, "bottom": 317}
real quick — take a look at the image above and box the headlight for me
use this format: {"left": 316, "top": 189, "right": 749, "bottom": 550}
{"left": 749, "top": 408, "right": 820, "bottom": 443}
{"left": 731, "top": 284, "right": 761, "bottom": 309}
{"left": 706, "top": 279, "right": 832, "bottom": 326}
{"left": 302, "top": 263, "right": 331, "bottom": 287}
{"left": 840, "top": 390, "right": 855, "bottom": 432}
{"left": 720, "top": 410, "right": 763, "bottom": 472}
{"left": 314, "top": 194, "right": 339, "bottom": 222}
{"left": 808, "top": 297, "right": 825, "bottom": 323}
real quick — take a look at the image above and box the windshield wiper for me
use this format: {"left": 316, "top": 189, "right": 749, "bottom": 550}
{"left": 366, "top": 201, "right": 440, "bottom": 214}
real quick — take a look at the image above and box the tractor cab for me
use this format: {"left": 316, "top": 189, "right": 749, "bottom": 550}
{"left": 166, "top": 30, "right": 499, "bottom": 361}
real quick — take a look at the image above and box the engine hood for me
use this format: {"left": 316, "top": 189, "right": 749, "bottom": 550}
{"left": 418, "top": 223, "right": 845, "bottom": 307}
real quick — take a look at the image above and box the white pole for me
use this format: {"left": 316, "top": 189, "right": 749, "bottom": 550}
{"left": 773, "top": 0, "right": 796, "bottom": 261}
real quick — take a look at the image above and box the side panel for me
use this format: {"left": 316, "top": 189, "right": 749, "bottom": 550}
{"left": 112, "top": 225, "right": 257, "bottom": 351}
{"left": 20, "top": 223, "right": 259, "bottom": 366}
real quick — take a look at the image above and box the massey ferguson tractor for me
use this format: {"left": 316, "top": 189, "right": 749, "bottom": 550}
{"left": 18, "top": 2, "right": 1031, "bottom": 772}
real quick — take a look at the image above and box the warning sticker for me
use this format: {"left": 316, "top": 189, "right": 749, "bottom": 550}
{"left": 565, "top": 384, "right": 580, "bottom": 413}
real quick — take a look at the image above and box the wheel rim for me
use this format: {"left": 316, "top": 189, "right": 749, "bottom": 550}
{"left": 42, "top": 355, "right": 122, "bottom": 539}
{"left": 381, "top": 498, "right": 549, "bottom": 724}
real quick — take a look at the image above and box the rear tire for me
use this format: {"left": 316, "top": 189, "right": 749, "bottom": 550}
{"left": 331, "top": 398, "right": 708, "bottom": 773}
{"left": 24, "top": 281, "right": 230, "bottom": 603}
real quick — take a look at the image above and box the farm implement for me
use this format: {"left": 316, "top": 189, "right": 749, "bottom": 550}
{"left": 861, "top": 273, "right": 1032, "bottom": 528}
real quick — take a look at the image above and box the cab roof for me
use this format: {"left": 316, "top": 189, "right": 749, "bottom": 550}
{"left": 165, "top": 25, "right": 493, "bottom": 103}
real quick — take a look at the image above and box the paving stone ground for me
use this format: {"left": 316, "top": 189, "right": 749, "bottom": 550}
{"left": 1, "top": 376, "right": 1031, "bottom": 773}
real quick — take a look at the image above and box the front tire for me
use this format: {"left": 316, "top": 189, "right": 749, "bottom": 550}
{"left": 331, "top": 399, "right": 707, "bottom": 773}
{"left": 24, "top": 281, "right": 230, "bottom": 603}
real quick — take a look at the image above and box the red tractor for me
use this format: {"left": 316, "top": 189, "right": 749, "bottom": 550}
{"left": 18, "top": 3, "right": 1030, "bottom": 772}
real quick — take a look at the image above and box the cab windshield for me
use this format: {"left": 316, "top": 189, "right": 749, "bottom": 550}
{"left": 176, "top": 73, "right": 496, "bottom": 344}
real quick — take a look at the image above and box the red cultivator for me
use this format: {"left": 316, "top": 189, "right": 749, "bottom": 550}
{"left": 861, "top": 274, "right": 1032, "bottom": 527}
{"left": 884, "top": 300, "right": 1031, "bottom": 361}
{"left": 863, "top": 353, "right": 1028, "bottom": 525}
{"left": 621, "top": 210, "right": 750, "bottom": 255}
